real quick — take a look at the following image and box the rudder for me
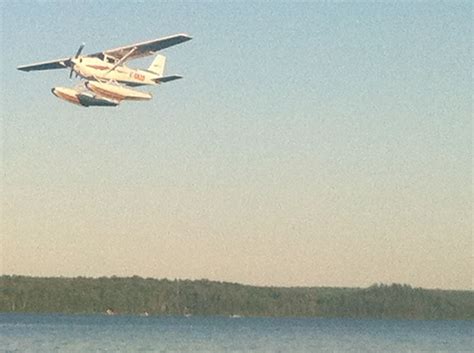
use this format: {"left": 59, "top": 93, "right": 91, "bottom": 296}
{"left": 148, "top": 54, "right": 166, "bottom": 76}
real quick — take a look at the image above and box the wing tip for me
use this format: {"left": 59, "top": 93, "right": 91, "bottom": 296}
{"left": 177, "top": 33, "right": 193, "bottom": 41}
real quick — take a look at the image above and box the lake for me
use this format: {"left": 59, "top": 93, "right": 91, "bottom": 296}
{"left": 0, "top": 314, "right": 472, "bottom": 352}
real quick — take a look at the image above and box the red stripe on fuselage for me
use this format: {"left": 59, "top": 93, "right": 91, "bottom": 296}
{"left": 86, "top": 65, "right": 126, "bottom": 74}
{"left": 87, "top": 65, "right": 110, "bottom": 70}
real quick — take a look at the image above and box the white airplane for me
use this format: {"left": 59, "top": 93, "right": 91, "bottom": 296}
{"left": 17, "top": 33, "right": 192, "bottom": 107}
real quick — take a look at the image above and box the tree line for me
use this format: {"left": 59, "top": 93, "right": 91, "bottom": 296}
{"left": 0, "top": 276, "right": 472, "bottom": 320}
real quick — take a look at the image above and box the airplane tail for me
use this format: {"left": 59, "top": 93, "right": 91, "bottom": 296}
{"left": 148, "top": 54, "right": 166, "bottom": 76}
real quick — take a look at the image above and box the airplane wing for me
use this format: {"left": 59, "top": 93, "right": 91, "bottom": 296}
{"left": 90, "top": 33, "right": 192, "bottom": 62}
{"left": 17, "top": 57, "right": 71, "bottom": 72}
{"left": 17, "top": 34, "right": 190, "bottom": 72}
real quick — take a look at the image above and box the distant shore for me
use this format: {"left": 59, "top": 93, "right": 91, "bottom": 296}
{"left": 1, "top": 276, "right": 472, "bottom": 320}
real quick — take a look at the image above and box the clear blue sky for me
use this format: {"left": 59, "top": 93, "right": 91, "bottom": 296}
{"left": 1, "top": 2, "right": 472, "bottom": 289}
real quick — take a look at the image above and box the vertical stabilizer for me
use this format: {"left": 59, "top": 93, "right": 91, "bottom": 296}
{"left": 148, "top": 54, "right": 166, "bottom": 76}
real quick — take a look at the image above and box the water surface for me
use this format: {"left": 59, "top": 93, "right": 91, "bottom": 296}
{"left": 1, "top": 313, "right": 472, "bottom": 352}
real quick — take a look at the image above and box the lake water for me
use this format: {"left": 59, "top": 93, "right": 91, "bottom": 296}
{"left": 0, "top": 314, "right": 472, "bottom": 352}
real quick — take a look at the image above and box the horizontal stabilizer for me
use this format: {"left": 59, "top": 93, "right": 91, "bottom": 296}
{"left": 154, "top": 75, "right": 182, "bottom": 83}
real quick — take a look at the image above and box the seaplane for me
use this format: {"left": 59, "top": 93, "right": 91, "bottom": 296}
{"left": 17, "top": 33, "right": 192, "bottom": 107}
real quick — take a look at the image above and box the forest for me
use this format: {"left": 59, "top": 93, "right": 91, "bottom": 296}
{"left": 1, "top": 276, "right": 472, "bottom": 320}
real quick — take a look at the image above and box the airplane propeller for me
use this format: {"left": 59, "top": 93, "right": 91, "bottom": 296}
{"left": 69, "top": 43, "right": 85, "bottom": 79}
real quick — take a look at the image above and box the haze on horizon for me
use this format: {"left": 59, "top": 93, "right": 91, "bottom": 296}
{"left": 1, "top": 2, "right": 472, "bottom": 290}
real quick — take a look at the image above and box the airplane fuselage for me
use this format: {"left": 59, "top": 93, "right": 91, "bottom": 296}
{"left": 72, "top": 57, "right": 159, "bottom": 86}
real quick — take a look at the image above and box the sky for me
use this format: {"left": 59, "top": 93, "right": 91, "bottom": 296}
{"left": 1, "top": 2, "right": 472, "bottom": 290}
